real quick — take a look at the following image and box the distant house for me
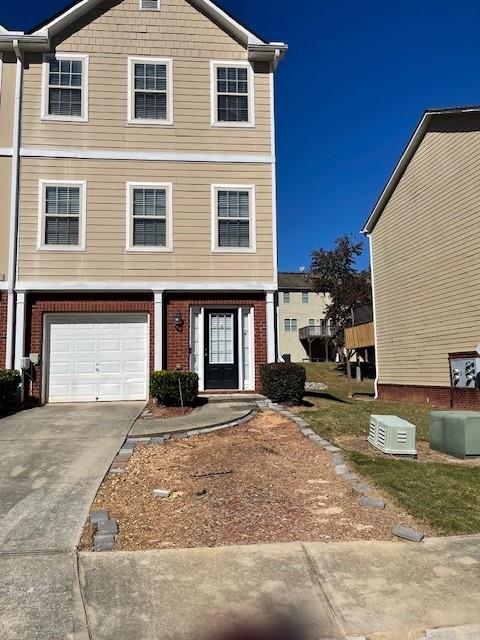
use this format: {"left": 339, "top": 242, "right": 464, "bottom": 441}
{"left": 364, "top": 107, "right": 480, "bottom": 409}
{"left": 277, "top": 273, "right": 334, "bottom": 363}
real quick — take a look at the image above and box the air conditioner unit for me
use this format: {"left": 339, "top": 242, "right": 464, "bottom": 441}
{"left": 368, "top": 415, "right": 417, "bottom": 456}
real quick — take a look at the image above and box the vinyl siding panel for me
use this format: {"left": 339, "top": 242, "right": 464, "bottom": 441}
{"left": 21, "top": 0, "right": 272, "bottom": 153}
{"left": 372, "top": 114, "right": 480, "bottom": 387}
{"left": 18, "top": 157, "right": 274, "bottom": 283}
{"left": 0, "top": 157, "right": 11, "bottom": 280}
{"left": 0, "top": 54, "right": 15, "bottom": 148}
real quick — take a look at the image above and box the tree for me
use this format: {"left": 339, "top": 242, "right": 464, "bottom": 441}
{"left": 307, "top": 235, "right": 371, "bottom": 367}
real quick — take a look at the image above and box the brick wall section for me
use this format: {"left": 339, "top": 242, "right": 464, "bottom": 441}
{"left": 27, "top": 293, "right": 154, "bottom": 403}
{"left": 165, "top": 293, "right": 267, "bottom": 391}
{"left": 378, "top": 384, "right": 452, "bottom": 408}
{"left": 0, "top": 291, "right": 7, "bottom": 369}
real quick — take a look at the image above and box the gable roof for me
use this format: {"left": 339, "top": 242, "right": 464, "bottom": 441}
{"left": 362, "top": 105, "right": 480, "bottom": 234}
{"left": 278, "top": 272, "right": 313, "bottom": 292}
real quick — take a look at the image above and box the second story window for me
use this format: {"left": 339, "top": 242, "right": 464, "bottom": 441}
{"left": 284, "top": 319, "right": 298, "bottom": 333}
{"left": 127, "top": 183, "right": 173, "bottom": 252}
{"left": 302, "top": 292, "right": 309, "bottom": 304}
{"left": 212, "top": 185, "right": 256, "bottom": 253}
{"left": 38, "top": 181, "right": 86, "bottom": 251}
{"left": 128, "top": 57, "right": 173, "bottom": 125}
{"left": 283, "top": 292, "right": 290, "bottom": 304}
{"left": 42, "top": 54, "right": 89, "bottom": 122}
{"left": 211, "top": 61, "right": 254, "bottom": 127}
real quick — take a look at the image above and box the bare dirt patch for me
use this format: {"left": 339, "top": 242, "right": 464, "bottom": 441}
{"left": 81, "top": 411, "right": 429, "bottom": 551}
{"left": 141, "top": 400, "right": 194, "bottom": 419}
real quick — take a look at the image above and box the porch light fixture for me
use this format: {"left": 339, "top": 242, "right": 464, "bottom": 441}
{"left": 174, "top": 311, "right": 184, "bottom": 331}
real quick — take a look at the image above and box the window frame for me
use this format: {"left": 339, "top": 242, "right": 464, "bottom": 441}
{"left": 211, "top": 184, "right": 256, "bottom": 254}
{"left": 283, "top": 292, "right": 290, "bottom": 304}
{"left": 139, "top": 0, "right": 160, "bottom": 9}
{"left": 37, "top": 179, "right": 87, "bottom": 252}
{"left": 284, "top": 319, "right": 298, "bottom": 333}
{"left": 126, "top": 181, "right": 173, "bottom": 253}
{"left": 128, "top": 56, "right": 174, "bottom": 126}
{"left": 302, "top": 291, "right": 309, "bottom": 304}
{"left": 41, "top": 53, "right": 89, "bottom": 123}
{"left": 210, "top": 60, "right": 255, "bottom": 128}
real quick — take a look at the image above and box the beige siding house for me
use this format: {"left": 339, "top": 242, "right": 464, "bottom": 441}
{"left": 364, "top": 107, "right": 480, "bottom": 409}
{"left": 277, "top": 273, "right": 333, "bottom": 363}
{"left": 0, "top": 1, "right": 286, "bottom": 401}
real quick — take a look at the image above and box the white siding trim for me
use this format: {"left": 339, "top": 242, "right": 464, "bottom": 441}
{"left": 0, "top": 282, "right": 8, "bottom": 289}
{"left": 0, "top": 147, "right": 13, "bottom": 156}
{"left": 270, "top": 66, "right": 278, "bottom": 288}
{"left": 266, "top": 291, "right": 276, "bottom": 362}
{"left": 14, "top": 291, "right": 26, "bottom": 371}
{"left": 153, "top": 291, "right": 163, "bottom": 370}
{"left": 41, "top": 53, "right": 89, "bottom": 123}
{"left": 211, "top": 183, "right": 256, "bottom": 254}
{"left": 37, "top": 179, "right": 87, "bottom": 252}
{"left": 127, "top": 56, "right": 174, "bottom": 126}
{"left": 210, "top": 60, "right": 255, "bottom": 128}
{"left": 126, "top": 181, "right": 173, "bottom": 253}
{"left": 368, "top": 234, "right": 380, "bottom": 398}
{"left": 15, "top": 281, "right": 277, "bottom": 292}
{"left": 19, "top": 147, "right": 274, "bottom": 164}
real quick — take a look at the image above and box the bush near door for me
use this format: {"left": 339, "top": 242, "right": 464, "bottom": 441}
{"left": 261, "top": 363, "right": 306, "bottom": 405}
{"left": 150, "top": 371, "right": 199, "bottom": 407}
{"left": 0, "top": 370, "right": 21, "bottom": 413}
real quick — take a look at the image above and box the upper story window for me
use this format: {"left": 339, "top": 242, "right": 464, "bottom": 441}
{"left": 284, "top": 319, "right": 298, "bottom": 333}
{"left": 283, "top": 292, "right": 290, "bottom": 304}
{"left": 302, "top": 292, "right": 309, "bottom": 304}
{"left": 211, "top": 61, "right": 254, "bottom": 127}
{"left": 126, "top": 182, "right": 173, "bottom": 252}
{"left": 309, "top": 319, "right": 316, "bottom": 326}
{"left": 38, "top": 180, "right": 86, "bottom": 252}
{"left": 140, "top": 0, "right": 160, "bottom": 9}
{"left": 42, "top": 54, "right": 89, "bottom": 122}
{"left": 211, "top": 185, "right": 256, "bottom": 253}
{"left": 128, "top": 57, "right": 173, "bottom": 125}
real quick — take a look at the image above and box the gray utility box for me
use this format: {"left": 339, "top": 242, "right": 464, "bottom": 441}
{"left": 368, "top": 415, "right": 417, "bottom": 456}
{"left": 429, "top": 411, "right": 480, "bottom": 458}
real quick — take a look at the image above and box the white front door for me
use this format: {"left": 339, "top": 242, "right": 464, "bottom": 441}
{"left": 46, "top": 314, "right": 149, "bottom": 403}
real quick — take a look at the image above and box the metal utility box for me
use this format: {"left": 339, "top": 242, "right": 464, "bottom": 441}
{"left": 429, "top": 411, "right": 480, "bottom": 458}
{"left": 450, "top": 358, "right": 480, "bottom": 388}
{"left": 368, "top": 415, "right": 417, "bottom": 456}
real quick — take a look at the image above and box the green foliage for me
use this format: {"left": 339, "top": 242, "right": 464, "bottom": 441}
{"left": 308, "top": 234, "right": 372, "bottom": 347}
{"left": 150, "top": 370, "right": 199, "bottom": 407}
{"left": 0, "top": 369, "right": 21, "bottom": 412}
{"left": 261, "top": 363, "right": 306, "bottom": 405}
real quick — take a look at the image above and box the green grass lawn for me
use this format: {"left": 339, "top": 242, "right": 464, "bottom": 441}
{"left": 302, "top": 363, "right": 480, "bottom": 536}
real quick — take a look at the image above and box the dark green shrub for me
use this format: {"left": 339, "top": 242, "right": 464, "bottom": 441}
{"left": 0, "top": 369, "right": 21, "bottom": 412}
{"left": 150, "top": 370, "right": 199, "bottom": 407}
{"left": 261, "top": 362, "right": 306, "bottom": 405}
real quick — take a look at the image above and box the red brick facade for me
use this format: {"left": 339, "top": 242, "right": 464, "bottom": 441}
{"left": 0, "top": 291, "right": 7, "bottom": 369}
{"left": 26, "top": 293, "right": 155, "bottom": 402}
{"left": 165, "top": 292, "right": 267, "bottom": 391}
{"left": 378, "top": 383, "right": 480, "bottom": 410}
{"left": 24, "top": 291, "right": 267, "bottom": 402}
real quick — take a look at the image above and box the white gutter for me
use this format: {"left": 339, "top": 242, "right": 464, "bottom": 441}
{"left": 5, "top": 39, "right": 23, "bottom": 369}
{"left": 367, "top": 234, "right": 380, "bottom": 398}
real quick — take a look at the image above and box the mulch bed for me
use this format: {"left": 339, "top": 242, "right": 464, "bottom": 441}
{"left": 81, "top": 411, "right": 430, "bottom": 551}
{"left": 140, "top": 400, "right": 194, "bottom": 419}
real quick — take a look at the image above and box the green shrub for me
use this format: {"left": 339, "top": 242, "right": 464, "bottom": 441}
{"left": 150, "top": 370, "right": 199, "bottom": 407}
{"left": 261, "top": 362, "right": 306, "bottom": 405}
{"left": 0, "top": 369, "right": 21, "bottom": 412}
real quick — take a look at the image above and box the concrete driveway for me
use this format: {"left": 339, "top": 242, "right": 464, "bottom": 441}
{"left": 0, "top": 402, "right": 143, "bottom": 640}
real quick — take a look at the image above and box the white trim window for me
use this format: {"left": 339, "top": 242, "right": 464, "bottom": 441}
{"left": 284, "top": 319, "right": 298, "bottom": 333}
{"left": 128, "top": 57, "right": 173, "bottom": 125}
{"left": 140, "top": 0, "right": 160, "bottom": 9}
{"left": 42, "top": 53, "right": 89, "bottom": 122}
{"left": 302, "top": 292, "right": 309, "bottom": 304}
{"left": 38, "top": 180, "right": 86, "bottom": 251}
{"left": 282, "top": 292, "right": 290, "bottom": 304}
{"left": 211, "top": 61, "right": 254, "bottom": 127}
{"left": 211, "top": 184, "right": 256, "bottom": 253}
{"left": 126, "top": 182, "right": 173, "bottom": 252}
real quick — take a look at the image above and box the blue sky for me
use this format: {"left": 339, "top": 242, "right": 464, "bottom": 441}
{"left": 4, "top": 0, "right": 480, "bottom": 270}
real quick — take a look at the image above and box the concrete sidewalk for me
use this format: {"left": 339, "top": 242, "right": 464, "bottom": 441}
{"left": 79, "top": 536, "right": 480, "bottom": 640}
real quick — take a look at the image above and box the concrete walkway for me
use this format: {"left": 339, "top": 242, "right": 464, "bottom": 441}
{"left": 79, "top": 536, "right": 480, "bottom": 640}
{"left": 0, "top": 402, "right": 143, "bottom": 640}
{"left": 129, "top": 400, "right": 256, "bottom": 437}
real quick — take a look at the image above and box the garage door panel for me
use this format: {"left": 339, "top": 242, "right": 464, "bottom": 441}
{"left": 47, "top": 314, "right": 148, "bottom": 403}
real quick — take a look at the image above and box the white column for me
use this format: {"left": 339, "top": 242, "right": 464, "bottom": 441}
{"left": 14, "top": 291, "right": 26, "bottom": 371}
{"left": 266, "top": 292, "right": 276, "bottom": 363}
{"left": 5, "top": 290, "right": 15, "bottom": 369}
{"left": 153, "top": 291, "right": 163, "bottom": 371}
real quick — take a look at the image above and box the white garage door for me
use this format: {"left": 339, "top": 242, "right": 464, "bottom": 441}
{"left": 46, "top": 314, "right": 149, "bottom": 403}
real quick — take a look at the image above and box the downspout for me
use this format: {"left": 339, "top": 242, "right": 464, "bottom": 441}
{"left": 5, "top": 40, "right": 24, "bottom": 370}
{"left": 367, "top": 233, "right": 380, "bottom": 399}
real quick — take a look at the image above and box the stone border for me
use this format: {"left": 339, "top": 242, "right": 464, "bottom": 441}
{"left": 257, "top": 399, "right": 426, "bottom": 543}
{"left": 107, "top": 411, "right": 258, "bottom": 476}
